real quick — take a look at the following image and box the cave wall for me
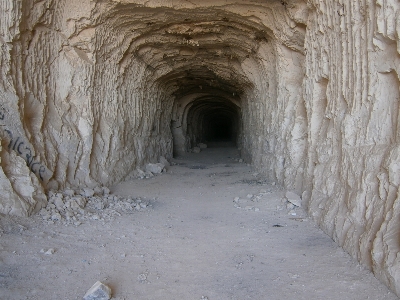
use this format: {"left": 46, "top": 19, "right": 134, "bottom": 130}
{"left": 303, "top": 0, "right": 400, "bottom": 295}
{"left": 0, "top": 0, "right": 399, "bottom": 296}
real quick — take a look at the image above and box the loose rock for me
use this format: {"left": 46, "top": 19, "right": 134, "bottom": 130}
{"left": 192, "top": 147, "right": 201, "bottom": 153}
{"left": 146, "top": 163, "right": 165, "bottom": 174}
{"left": 285, "top": 191, "right": 302, "bottom": 207}
{"left": 83, "top": 281, "right": 112, "bottom": 300}
{"left": 198, "top": 143, "right": 207, "bottom": 149}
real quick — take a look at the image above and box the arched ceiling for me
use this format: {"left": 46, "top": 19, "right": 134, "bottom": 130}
{"left": 93, "top": 1, "right": 307, "bottom": 100}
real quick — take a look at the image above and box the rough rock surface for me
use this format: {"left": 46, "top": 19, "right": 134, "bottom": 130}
{"left": 39, "top": 188, "right": 150, "bottom": 226}
{"left": 0, "top": 0, "right": 399, "bottom": 296}
{"left": 83, "top": 281, "right": 111, "bottom": 300}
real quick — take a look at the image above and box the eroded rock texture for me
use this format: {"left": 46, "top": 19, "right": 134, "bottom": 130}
{"left": 0, "top": 0, "right": 399, "bottom": 296}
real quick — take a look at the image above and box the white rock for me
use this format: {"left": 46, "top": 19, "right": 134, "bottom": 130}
{"left": 94, "top": 186, "right": 103, "bottom": 195}
{"left": 198, "top": 143, "right": 207, "bottom": 149}
{"left": 44, "top": 248, "right": 55, "bottom": 255}
{"left": 51, "top": 213, "right": 62, "bottom": 221}
{"left": 146, "top": 163, "right": 165, "bottom": 174}
{"left": 54, "top": 197, "right": 64, "bottom": 211}
{"left": 102, "top": 187, "right": 110, "bottom": 195}
{"left": 192, "top": 147, "right": 201, "bottom": 153}
{"left": 285, "top": 191, "right": 302, "bottom": 207}
{"left": 159, "top": 156, "right": 170, "bottom": 167}
{"left": 63, "top": 189, "right": 75, "bottom": 197}
{"left": 83, "top": 281, "right": 112, "bottom": 300}
{"left": 81, "top": 188, "right": 95, "bottom": 197}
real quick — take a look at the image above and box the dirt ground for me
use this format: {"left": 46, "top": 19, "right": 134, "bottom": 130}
{"left": 0, "top": 146, "right": 398, "bottom": 300}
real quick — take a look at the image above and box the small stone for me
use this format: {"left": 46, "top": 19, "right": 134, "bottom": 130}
{"left": 135, "top": 168, "right": 146, "bottom": 179}
{"left": 146, "top": 163, "right": 165, "bottom": 174}
{"left": 102, "top": 187, "right": 110, "bottom": 195}
{"left": 245, "top": 206, "right": 254, "bottom": 210}
{"left": 286, "top": 203, "right": 295, "bottom": 210}
{"left": 45, "top": 248, "right": 55, "bottom": 255}
{"left": 260, "top": 189, "right": 267, "bottom": 193}
{"left": 272, "top": 182, "right": 276, "bottom": 186}
{"left": 81, "top": 188, "right": 95, "bottom": 197}
{"left": 63, "top": 189, "right": 75, "bottom": 197}
{"left": 238, "top": 159, "right": 243, "bottom": 163}
{"left": 233, "top": 197, "right": 240, "bottom": 203}
{"left": 159, "top": 156, "right": 170, "bottom": 167}
{"left": 246, "top": 194, "right": 253, "bottom": 199}
{"left": 54, "top": 197, "right": 64, "bottom": 211}
{"left": 254, "top": 207, "right": 260, "bottom": 212}
{"left": 192, "top": 147, "right": 201, "bottom": 153}
{"left": 94, "top": 186, "right": 103, "bottom": 195}
{"left": 83, "top": 281, "right": 112, "bottom": 300}
{"left": 51, "top": 213, "right": 62, "bottom": 221}
{"left": 285, "top": 191, "right": 302, "bottom": 207}
{"left": 198, "top": 143, "right": 207, "bottom": 149}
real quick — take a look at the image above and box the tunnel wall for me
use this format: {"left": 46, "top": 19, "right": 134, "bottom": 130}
{"left": 0, "top": 0, "right": 174, "bottom": 216}
{"left": 303, "top": 0, "right": 400, "bottom": 295}
{"left": 241, "top": 41, "right": 306, "bottom": 193}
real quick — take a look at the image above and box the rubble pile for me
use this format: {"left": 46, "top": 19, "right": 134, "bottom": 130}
{"left": 38, "top": 187, "right": 151, "bottom": 226}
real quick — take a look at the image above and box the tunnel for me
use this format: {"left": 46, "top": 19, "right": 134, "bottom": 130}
{"left": 1, "top": 0, "right": 400, "bottom": 297}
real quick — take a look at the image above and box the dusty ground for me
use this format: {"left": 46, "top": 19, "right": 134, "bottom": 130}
{"left": 0, "top": 146, "right": 398, "bottom": 300}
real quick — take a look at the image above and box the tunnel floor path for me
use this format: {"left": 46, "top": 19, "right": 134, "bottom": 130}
{"left": 0, "top": 147, "right": 398, "bottom": 299}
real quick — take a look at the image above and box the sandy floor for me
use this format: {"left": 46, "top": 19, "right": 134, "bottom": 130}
{"left": 0, "top": 146, "right": 398, "bottom": 300}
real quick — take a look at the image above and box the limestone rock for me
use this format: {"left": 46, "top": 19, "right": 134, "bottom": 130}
{"left": 146, "top": 163, "right": 165, "bottom": 174}
{"left": 80, "top": 188, "right": 95, "bottom": 198}
{"left": 192, "top": 147, "right": 201, "bottom": 153}
{"left": 285, "top": 191, "right": 301, "bottom": 207}
{"left": 0, "top": 139, "right": 47, "bottom": 217}
{"left": 159, "top": 156, "right": 170, "bottom": 167}
{"left": 198, "top": 143, "right": 207, "bottom": 149}
{"left": 83, "top": 281, "right": 111, "bottom": 300}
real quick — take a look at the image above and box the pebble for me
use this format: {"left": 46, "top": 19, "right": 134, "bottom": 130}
{"left": 192, "top": 147, "right": 201, "bottom": 153}
{"left": 44, "top": 248, "right": 55, "bottom": 255}
{"left": 198, "top": 143, "right": 207, "bottom": 149}
{"left": 83, "top": 281, "right": 112, "bottom": 300}
{"left": 81, "top": 188, "right": 95, "bottom": 197}
{"left": 63, "top": 189, "right": 75, "bottom": 197}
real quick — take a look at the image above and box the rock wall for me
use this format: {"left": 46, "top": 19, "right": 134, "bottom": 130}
{"left": 303, "top": 0, "right": 400, "bottom": 295}
{"left": 0, "top": 0, "right": 399, "bottom": 296}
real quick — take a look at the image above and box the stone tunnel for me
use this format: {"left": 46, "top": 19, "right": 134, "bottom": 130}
{"left": 0, "top": 0, "right": 400, "bottom": 297}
